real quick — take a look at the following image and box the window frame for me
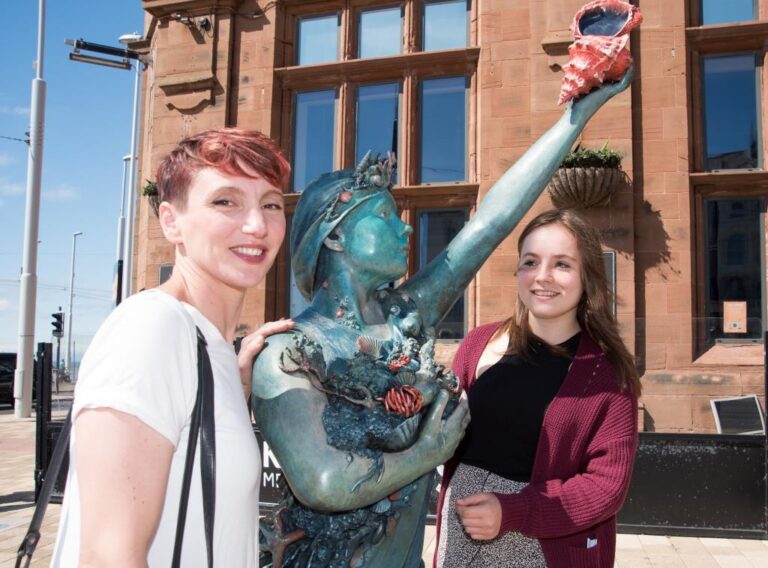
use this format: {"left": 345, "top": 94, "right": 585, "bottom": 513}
{"left": 699, "top": 195, "right": 765, "bottom": 346}
{"left": 693, "top": 50, "right": 763, "bottom": 172}
{"left": 418, "top": 74, "right": 469, "bottom": 184}
{"left": 356, "top": 3, "right": 404, "bottom": 59}
{"left": 278, "top": 0, "right": 478, "bottom": 187}
{"left": 273, "top": 0, "right": 478, "bottom": 335}
{"left": 422, "top": 0, "right": 470, "bottom": 52}
{"left": 691, "top": 173, "right": 768, "bottom": 356}
{"left": 354, "top": 79, "right": 403, "bottom": 168}
{"left": 686, "top": 1, "right": 768, "bottom": 359}
{"left": 295, "top": 11, "right": 342, "bottom": 66}
{"left": 692, "top": 0, "right": 759, "bottom": 27}
{"left": 291, "top": 87, "right": 339, "bottom": 192}
{"left": 413, "top": 205, "right": 470, "bottom": 339}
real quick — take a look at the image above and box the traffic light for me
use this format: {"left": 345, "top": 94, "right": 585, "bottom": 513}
{"left": 52, "top": 312, "right": 64, "bottom": 338}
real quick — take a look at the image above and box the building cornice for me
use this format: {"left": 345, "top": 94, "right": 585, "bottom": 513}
{"left": 142, "top": 0, "right": 244, "bottom": 19}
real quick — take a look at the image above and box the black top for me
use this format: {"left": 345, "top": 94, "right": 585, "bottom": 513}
{"left": 459, "top": 332, "right": 581, "bottom": 482}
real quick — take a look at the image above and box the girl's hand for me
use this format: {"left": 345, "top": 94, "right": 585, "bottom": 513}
{"left": 238, "top": 319, "right": 295, "bottom": 398}
{"left": 455, "top": 492, "right": 503, "bottom": 540}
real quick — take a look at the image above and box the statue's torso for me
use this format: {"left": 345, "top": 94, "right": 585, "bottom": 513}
{"left": 271, "top": 292, "right": 453, "bottom": 567}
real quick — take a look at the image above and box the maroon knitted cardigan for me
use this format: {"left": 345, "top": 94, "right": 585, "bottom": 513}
{"left": 434, "top": 322, "right": 638, "bottom": 568}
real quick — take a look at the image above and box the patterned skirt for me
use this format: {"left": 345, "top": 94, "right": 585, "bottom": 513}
{"left": 436, "top": 463, "right": 547, "bottom": 568}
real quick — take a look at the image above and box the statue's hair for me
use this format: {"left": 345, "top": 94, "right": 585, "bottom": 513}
{"left": 498, "top": 209, "right": 641, "bottom": 395}
{"left": 290, "top": 153, "right": 396, "bottom": 301}
{"left": 155, "top": 128, "right": 290, "bottom": 209}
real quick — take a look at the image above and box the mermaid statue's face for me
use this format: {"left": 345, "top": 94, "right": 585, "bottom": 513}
{"left": 331, "top": 192, "right": 413, "bottom": 286}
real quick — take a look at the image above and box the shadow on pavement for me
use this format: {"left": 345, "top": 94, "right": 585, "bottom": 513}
{"left": 0, "top": 491, "right": 35, "bottom": 514}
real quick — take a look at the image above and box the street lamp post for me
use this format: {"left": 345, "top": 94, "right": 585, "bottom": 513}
{"left": 114, "top": 154, "right": 132, "bottom": 306}
{"left": 14, "top": 0, "right": 47, "bottom": 417}
{"left": 121, "top": 34, "right": 143, "bottom": 302}
{"left": 65, "top": 35, "right": 144, "bottom": 303}
{"left": 66, "top": 231, "right": 83, "bottom": 375}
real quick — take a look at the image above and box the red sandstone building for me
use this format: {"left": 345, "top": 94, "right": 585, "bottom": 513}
{"left": 132, "top": 0, "right": 767, "bottom": 433}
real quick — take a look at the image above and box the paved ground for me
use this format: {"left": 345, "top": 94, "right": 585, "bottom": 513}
{"left": 0, "top": 387, "right": 70, "bottom": 568}
{"left": 1, "top": 386, "right": 767, "bottom": 567}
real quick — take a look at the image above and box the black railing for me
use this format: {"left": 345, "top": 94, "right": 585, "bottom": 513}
{"left": 34, "top": 342, "right": 68, "bottom": 503}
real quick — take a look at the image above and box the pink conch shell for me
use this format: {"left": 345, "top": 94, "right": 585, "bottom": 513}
{"left": 558, "top": 35, "right": 631, "bottom": 105}
{"left": 558, "top": 0, "right": 643, "bottom": 105}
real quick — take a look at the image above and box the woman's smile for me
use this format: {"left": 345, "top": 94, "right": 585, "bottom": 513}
{"left": 530, "top": 289, "right": 560, "bottom": 299}
{"left": 231, "top": 245, "right": 267, "bottom": 263}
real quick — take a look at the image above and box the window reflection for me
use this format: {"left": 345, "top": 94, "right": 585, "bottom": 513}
{"left": 293, "top": 89, "right": 336, "bottom": 192}
{"left": 423, "top": 0, "right": 468, "bottom": 51}
{"left": 704, "top": 198, "right": 764, "bottom": 342}
{"left": 418, "top": 209, "right": 467, "bottom": 339}
{"left": 359, "top": 5, "right": 402, "bottom": 58}
{"left": 702, "top": 54, "right": 760, "bottom": 171}
{"left": 701, "top": 0, "right": 756, "bottom": 25}
{"left": 297, "top": 13, "right": 339, "bottom": 65}
{"left": 420, "top": 76, "right": 466, "bottom": 183}
{"left": 356, "top": 82, "right": 400, "bottom": 183}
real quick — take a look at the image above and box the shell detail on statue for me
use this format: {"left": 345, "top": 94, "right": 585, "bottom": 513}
{"left": 558, "top": 0, "right": 643, "bottom": 105}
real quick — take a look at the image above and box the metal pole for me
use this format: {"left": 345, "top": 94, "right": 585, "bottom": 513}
{"left": 122, "top": 61, "right": 142, "bottom": 302}
{"left": 114, "top": 155, "right": 131, "bottom": 306}
{"left": 66, "top": 232, "right": 82, "bottom": 373}
{"left": 55, "top": 304, "right": 62, "bottom": 371}
{"left": 14, "top": 0, "right": 46, "bottom": 418}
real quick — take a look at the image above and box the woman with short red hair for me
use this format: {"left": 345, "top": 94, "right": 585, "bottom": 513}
{"left": 52, "top": 128, "right": 293, "bottom": 567}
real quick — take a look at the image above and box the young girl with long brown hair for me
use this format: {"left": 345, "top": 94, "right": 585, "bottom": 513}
{"left": 435, "top": 208, "right": 641, "bottom": 568}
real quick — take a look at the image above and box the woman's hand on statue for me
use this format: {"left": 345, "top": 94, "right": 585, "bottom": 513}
{"left": 238, "top": 318, "right": 295, "bottom": 398}
{"left": 570, "top": 65, "right": 634, "bottom": 126}
{"left": 416, "top": 389, "right": 470, "bottom": 467}
{"left": 455, "top": 492, "right": 503, "bottom": 540}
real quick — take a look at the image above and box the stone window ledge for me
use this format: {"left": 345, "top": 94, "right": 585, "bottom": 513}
{"left": 693, "top": 343, "right": 764, "bottom": 367}
{"left": 275, "top": 48, "right": 480, "bottom": 89}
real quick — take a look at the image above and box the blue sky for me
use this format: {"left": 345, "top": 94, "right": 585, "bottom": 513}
{"left": 1, "top": 2, "right": 144, "bottom": 361}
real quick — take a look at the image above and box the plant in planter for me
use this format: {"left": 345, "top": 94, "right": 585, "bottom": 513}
{"left": 547, "top": 142, "right": 626, "bottom": 209}
{"left": 142, "top": 180, "right": 160, "bottom": 218}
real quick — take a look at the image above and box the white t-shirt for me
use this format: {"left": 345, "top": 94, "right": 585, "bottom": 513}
{"left": 51, "top": 290, "right": 261, "bottom": 567}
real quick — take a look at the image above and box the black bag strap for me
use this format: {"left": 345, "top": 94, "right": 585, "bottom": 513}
{"left": 16, "top": 326, "right": 216, "bottom": 568}
{"left": 172, "top": 326, "right": 216, "bottom": 567}
{"left": 15, "top": 408, "right": 72, "bottom": 568}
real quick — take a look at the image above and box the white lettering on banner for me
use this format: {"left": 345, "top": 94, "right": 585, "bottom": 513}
{"left": 263, "top": 440, "right": 281, "bottom": 469}
{"left": 263, "top": 471, "right": 283, "bottom": 488}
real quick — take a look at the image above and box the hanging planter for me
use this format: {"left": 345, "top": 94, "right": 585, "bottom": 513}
{"left": 142, "top": 180, "right": 160, "bottom": 218}
{"left": 548, "top": 143, "right": 626, "bottom": 209}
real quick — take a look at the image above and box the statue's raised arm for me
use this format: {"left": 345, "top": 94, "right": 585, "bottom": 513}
{"left": 402, "top": 68, "right": 634, "bottom": 330}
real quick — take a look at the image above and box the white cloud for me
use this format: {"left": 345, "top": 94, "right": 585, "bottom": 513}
{"left": 43, "top": 184, "right": 80, "bottom": 201}
{"left": 0, "top": 105, "right": 30, "bottom": 116}
{"left": 0, "top": 299, "right": 8, "bottom": 311}
{"left": 0, "top": 153, "right": 13, "bottom": 166}
{"left": 0, "top": 178, "right": 24, "bottom": 196}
